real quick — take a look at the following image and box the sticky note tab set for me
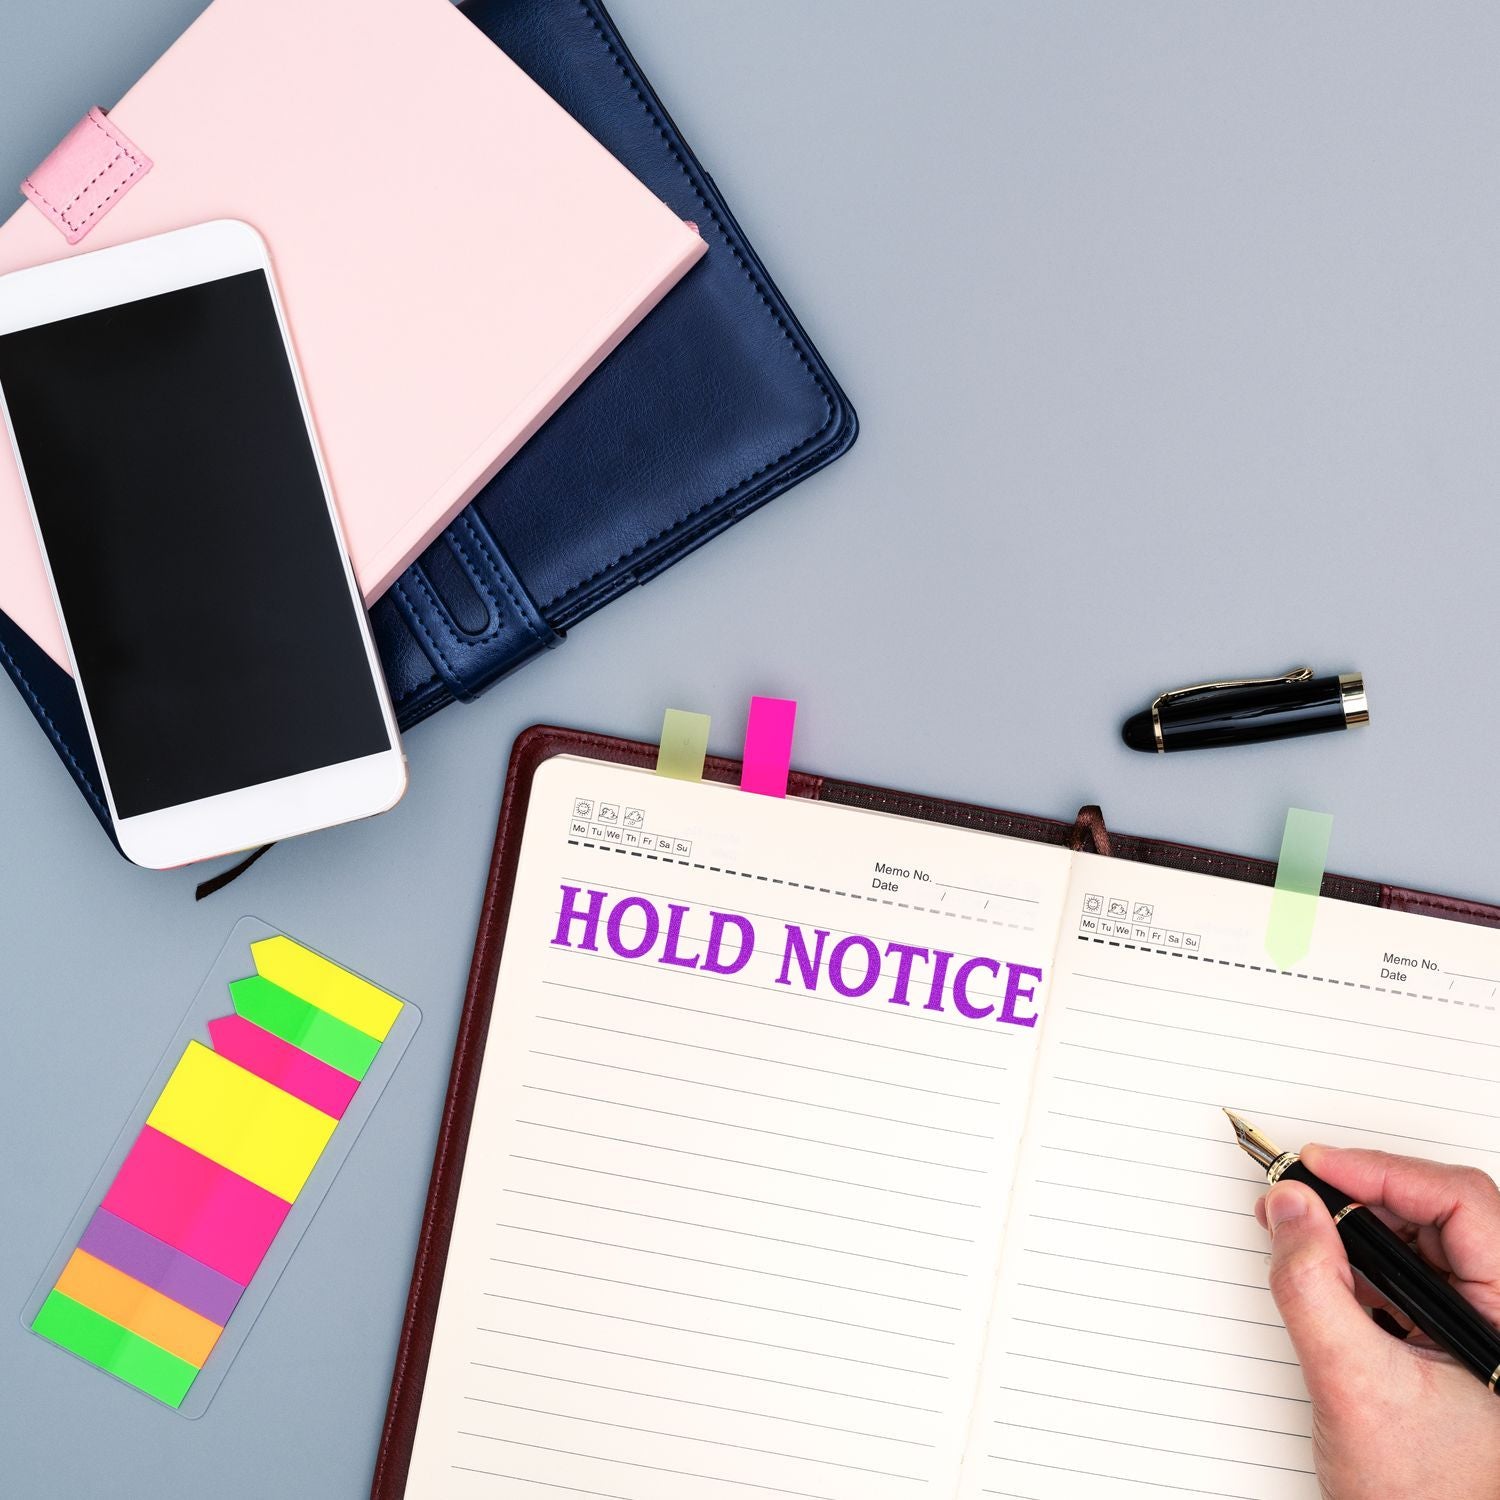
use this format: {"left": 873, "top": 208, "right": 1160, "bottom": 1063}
{"left": 25, "top": 922, "right": 417, "bottom": 1413}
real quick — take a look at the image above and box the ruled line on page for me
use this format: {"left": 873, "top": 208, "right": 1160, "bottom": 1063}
{"left": 506, "top": 1157, "right": 978, "bottom": 1242}
{"left": 450, "top": 1466, "right": 642, "bottom": 1499}
{"left": 454, "top": 1435, "right": 842, "bottom": 1500}
{"left": 1066, "top": 1005, "right": 1500, "bottom": 1087}
{"left": 1025, "top": 1216, "right": 1262, "bottom": 1258}
{"left": 1001, "top": 1351, "right": 1309, "bottom": 1406}
{"left": 529, "top": 1052, "right": 997, "bottom": 1139}
{"left": 535, "top": 1015, "right": 1009, "bottom": 1106}
{"left": 544, "top": 981, "right": 1014, "bottom": 1069}
{"left": 1020, "top": 1248, "right": 1270, "bottom": 1294}
{"left": 1071, "top": 971, "right": 1500, "bottom": 1051}
{"left": 1045, "top": 1077, "right": 1500, "bottom": 1159}
{"left": 480, "top": 1304, "right": 951, "bottom": 1379}
{"left": 1038, "top": 1143, "right": 1258, "bottom": 1185}
{"left": 1060, "top": 1040, "right": 1500, "bottom": 1124}
{"left": 473, "top": 1347, "right": 947, "bottom": 1413}
{"left": 1008, "top": 1319, "right": 1299, "bottom": 1368}
{"left": 463, "top": 1400, "right": 928, "bottom": 1481}
{"left": 512, "top": 1122, "right": 984, "bottom": 1205}
{"left": 1031, "top": 1180, "right": 1254, "bottom": 1218}
{"left": 487, "top": 1261, "right": 957, "bottom": 1343}
{"left": 520, "top": 1086, "right": 989, "bottom": 1173}
{"left": 489, "top": 1232, "right": 966, "bottom": 1310}
{"left": 1012, "top": 1284, "right": 1281, "bottom": 1331}
{"left": 995, "top": 1423, "right": 1313, "bottom": 1476}
{"left": 502, "top": 1191, "right": 970, "bottom": 1276}
{"left": 464, "top": 1369, "right": 941, "bottom": 1447}
{"left": 989, "top": 1388, "right": 1304, "bottom": 1439}
{"left": 981, "top": 1457, "right": 1259, "bottom": 1499}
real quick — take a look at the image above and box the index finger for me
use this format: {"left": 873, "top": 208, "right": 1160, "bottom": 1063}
{"left": 1301, "top": 1144, "right": 1500, "bottom": 1287}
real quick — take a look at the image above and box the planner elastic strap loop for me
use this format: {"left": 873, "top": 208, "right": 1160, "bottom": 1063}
{"left": 22, "top": 108, "right": 152, "bottom": 245}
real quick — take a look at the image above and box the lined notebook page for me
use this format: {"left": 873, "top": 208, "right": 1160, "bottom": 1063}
{"left": 959, "top": 851, "right": 1500, "bottom": 1500}
{"left": 402, "top": 757, "right": 1073, "bottom": 1499}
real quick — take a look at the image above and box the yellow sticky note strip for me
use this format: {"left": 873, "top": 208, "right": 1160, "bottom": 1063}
{"left": 146, "top": 1043, "right": 336, "bottom": 1203}
{"left": 250, "top": 936, "right": 402, "bottom": 1042}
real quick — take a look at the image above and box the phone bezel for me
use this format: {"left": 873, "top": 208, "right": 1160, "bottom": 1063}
{"left": 0, "top": 219, "right": 406, "bottom": 868}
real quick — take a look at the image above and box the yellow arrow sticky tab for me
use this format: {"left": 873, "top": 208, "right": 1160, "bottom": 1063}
{"left": 146, "top": 1043, "right": 336, "bottom": 1202}
{"left": 250, "top": 936, "right": 403, "bottom": 1042}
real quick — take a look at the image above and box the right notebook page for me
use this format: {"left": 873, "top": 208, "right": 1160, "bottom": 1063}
{"left": 958, "top": 850, "right": 1500, "bottom": 1500}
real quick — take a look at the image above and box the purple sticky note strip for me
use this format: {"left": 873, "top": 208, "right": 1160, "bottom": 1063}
{"left": 76, "top": 1207, "right": 244, "bottom": 1326}
{"left": 741, "top": 696, "right": 798, "bottom": 798}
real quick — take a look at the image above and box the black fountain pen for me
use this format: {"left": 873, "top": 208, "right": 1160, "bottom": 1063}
{"left": 1226, "top": 1111, "right": 1500, "bottom": 1393}
{"left": 1123, "top": 666, "right": 1369, "bottom": 753}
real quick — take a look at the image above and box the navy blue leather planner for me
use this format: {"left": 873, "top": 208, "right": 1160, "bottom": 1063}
{"left": 0, "top": 0, "right": 856, "bottom": 847}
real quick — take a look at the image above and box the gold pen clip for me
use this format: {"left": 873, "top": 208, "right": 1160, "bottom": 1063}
{"left": 1149, "top": 666, "right": 1313, "bottom": 753}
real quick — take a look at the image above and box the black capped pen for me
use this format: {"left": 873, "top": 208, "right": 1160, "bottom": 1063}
{"left": 1123, "top": 666, "right": 1369, "bottom": 753}
{"left": 1226, "top": 1111, "right": 1500, "bottom": 1394}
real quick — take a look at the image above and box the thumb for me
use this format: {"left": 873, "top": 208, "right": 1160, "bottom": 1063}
{"left": 1264, "top": 1181, "right": 1393, "bottom": 1409}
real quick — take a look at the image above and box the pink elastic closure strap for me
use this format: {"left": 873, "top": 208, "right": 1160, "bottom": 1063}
{"left": 22, "top": 107, "right": 152, "bottom": 245}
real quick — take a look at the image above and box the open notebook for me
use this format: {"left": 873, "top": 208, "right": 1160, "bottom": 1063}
{"left": 375, "top": 727, "right": 1500, "bottom": 1500}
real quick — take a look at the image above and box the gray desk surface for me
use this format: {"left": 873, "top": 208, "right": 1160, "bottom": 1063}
{"left": 2, "top": 2, "right": 1497, "bottom": 1495}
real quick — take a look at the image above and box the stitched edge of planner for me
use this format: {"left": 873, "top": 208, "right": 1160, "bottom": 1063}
{"left": 536, "top": 0, "right": 850, "bottom": 617}
{"left": 0, "top": 627, "right": 108, "bottom": 823}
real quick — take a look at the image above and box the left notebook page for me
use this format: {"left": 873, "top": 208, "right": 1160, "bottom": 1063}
{"left": 401, "top": 755, "right": 1074, "bottom": 1500}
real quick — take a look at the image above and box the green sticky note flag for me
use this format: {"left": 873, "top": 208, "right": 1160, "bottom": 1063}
{"left": 32, "top": 1291, "right": 198, "bottom": 1408}
{"left": 1265, "top": 808, "right": 1333, "bottom": 968}
{"left": 228, "top": 976, "right": 380, "bottom": 1080}
{"left": 656, "top": 709, "right": 710, "bottom": 782}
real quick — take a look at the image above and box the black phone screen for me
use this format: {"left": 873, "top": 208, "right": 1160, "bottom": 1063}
{"left": 0, "top": 269, "right": 391, "bottom": 818}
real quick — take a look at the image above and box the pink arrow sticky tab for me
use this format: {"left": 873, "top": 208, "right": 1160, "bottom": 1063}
{"left": 207, "top": 1014, "right": 359, "bottom": 1119}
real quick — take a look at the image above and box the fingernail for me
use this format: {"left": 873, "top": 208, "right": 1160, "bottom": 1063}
{"left": 1266, "top": 1186, "right": 1307, "bottom": 1233}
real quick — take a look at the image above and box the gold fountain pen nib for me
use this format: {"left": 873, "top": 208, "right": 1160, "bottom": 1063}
{"left": 1223, "top": 1109, "right": 1282, "bottom": 1171}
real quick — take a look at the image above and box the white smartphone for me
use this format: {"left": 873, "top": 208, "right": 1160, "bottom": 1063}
{"left": 0, "top": 219, "right": 406, "bottom": 868}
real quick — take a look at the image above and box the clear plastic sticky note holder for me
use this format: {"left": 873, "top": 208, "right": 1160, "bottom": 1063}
{"left": 20, "top": 917, "right": 419, "bottom": 1416}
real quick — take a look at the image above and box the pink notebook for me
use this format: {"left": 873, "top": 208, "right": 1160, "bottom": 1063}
{"left": 0, "top": 0, "right": 705, "bottom": 671}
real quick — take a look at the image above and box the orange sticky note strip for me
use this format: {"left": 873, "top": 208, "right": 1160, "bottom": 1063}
{"left": 54, "top": 1249, "right": 222, "bottom": 1368}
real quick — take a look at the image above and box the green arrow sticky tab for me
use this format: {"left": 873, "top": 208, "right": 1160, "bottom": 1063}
{"left": 656, "top": 709, "right": 710, "bottom": 782}
{"left": 1266, "top": 808, "right": 1333, "bottom": 968}
{"left": 228, "top": 976, "right": 380, "bottom": 1080}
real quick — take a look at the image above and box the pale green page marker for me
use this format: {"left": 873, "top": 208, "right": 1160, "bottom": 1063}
{"left": 656, "top": 709, "right": 710, "bottom": 781}
{"left": 1266, "top": 808, "right": 1333, "bottom": 967}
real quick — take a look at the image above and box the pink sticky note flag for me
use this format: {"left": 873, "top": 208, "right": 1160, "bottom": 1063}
{"left": 741, "top": 696, "right": 798, "bottom": 798}
{"left": 207, "top": 1014, "right": 359, "bottom": 1119}
{"left": 102, "top": 1127, "right": 290, "bottom": 1286}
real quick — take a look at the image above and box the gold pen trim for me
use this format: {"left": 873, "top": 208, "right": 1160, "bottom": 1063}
{"left": 1268, "top": 1151, "right": 1301, "bottom": 1184}
{"left": 1489, "top": 1363, "right": 1500, "bottom": 1394}
{"left": 1331, "top": 1202, "right": 1364, "bottom": 1226}
{"left": 1339, "top": 672, "right": 1370, "bottom": 728}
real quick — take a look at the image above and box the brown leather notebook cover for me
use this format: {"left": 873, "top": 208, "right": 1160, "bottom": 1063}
{"left": 370, "top": 723, "right": 1500, "bottom": 1496}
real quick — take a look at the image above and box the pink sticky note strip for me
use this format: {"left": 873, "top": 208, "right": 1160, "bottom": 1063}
{"left": 741, "top": 696, "right": 798, "bottom": 798}
{"left": 207, "top": 1014, "right": 358, "bottom": 1119}
{"left": 101, "top": 1127, "right": 291, "bottom": 1287}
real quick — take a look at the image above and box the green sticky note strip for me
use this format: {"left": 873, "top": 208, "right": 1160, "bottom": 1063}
{"left": 1265, "top": 808, "right": 1333, "bottom": 968}
{"left": 656, "top": 708, "right": 710, "bottom": 782}
{"left": 32, "top": 1291, "right": 198, "bottom": 1408}
{"left": 229, "top": 976, "right": 380, "bottom": 1080}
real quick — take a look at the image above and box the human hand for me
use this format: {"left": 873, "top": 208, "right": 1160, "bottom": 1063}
{"left": 1257, "top": 1144, "right": 1500, "bottom": 1500}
